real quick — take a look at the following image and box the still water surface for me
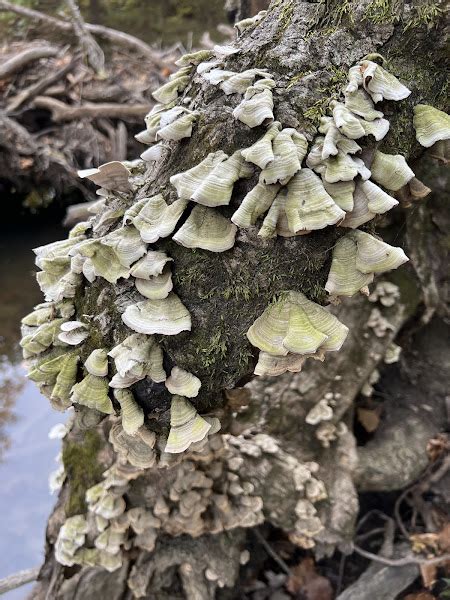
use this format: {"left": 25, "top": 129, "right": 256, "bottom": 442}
{"left": 0, "top": 225, "right": 68, "bottom": 599}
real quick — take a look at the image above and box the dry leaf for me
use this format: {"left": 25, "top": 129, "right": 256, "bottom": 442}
{"left": 357, "top": 407, "right": 381, "bottom": 433}
{"left": 225, "top": 388, "right": 251, "bottom": 410}
{"left": 426, "top": 434, "right": 450, "bottom": 462}
{"left": 404, "top": 592, "right": 435, "bottom": 600}
{"left": 286, "top": 557, "right": 333, "bottom": 600}
{"left": 19, "top": 157, "right": 34, "bottom": 170}
{"left": 420, "top": 562, "right": 437, "bottom": 589}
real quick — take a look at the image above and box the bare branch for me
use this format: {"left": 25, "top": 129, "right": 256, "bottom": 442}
{"left": 64, "top": 0, "right": 104, "bottom": 74}
{"left": 7, "top": 54, "right": 79, "bottom": 112}
{"left": 352, "top": 545, "right": 450, "bottom": 567}
{"left": 0, "top": 45, "right": 59, "bottom": 79}
{"left": 0, "top": 566, "right": 40, "bottom": 595}
{"left": 33, "top": 96, "right": 150, "bottom": 122}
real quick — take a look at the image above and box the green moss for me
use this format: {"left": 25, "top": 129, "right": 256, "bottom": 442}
{"left": 286, "top": 71, "right": 312, "bottom": 90}
{"left": 403, "top": 1, "right": 443, "bottom": 31}
{"left": 319, "top": 0, "right": 355, "bottom": 27}
{"left": 387, "top": 269, "right": 421, "bottom": 317}
{"left": 278, "top": 0, "right": 294, "bottom": 30}
{"left": 62, "top": 430, "right": 104, "bottom": 517}
{"left": 303, "top": 66, "right": 347, "bottom": 126}
{"left": 363, "top": 0, "right": 400, "bottom": 24}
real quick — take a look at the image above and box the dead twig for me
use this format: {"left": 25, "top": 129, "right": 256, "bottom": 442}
{"left": 252, "top": 529, "right": 292, "bottom": 576}
{"left": 352, "top": 544, "right": 450, "bottom": 567}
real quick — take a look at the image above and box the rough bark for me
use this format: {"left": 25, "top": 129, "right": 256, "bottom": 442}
{"left": 28, "top": 0, "right": 448, "bottom": 598}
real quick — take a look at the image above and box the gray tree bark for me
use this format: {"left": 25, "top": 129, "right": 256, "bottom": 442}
{"left": 29, "top": 0, "right": 448, "bottom": 598}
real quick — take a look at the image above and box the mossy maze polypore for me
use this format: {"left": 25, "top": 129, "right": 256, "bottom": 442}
{"left": 21, "top": 40, "right": 438, "bottom": 577}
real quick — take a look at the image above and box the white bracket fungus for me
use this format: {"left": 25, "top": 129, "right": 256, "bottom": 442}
{"left": 122, "top": 293, "right": 191, "bottom": 336}
{"left": 173, "top": 205, "right": 237, "bottom": 252}
{"left": 413, "top": 104, "right": 450, "bottom": 148}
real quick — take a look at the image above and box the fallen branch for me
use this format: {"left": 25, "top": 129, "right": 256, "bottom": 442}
{"left": 7, "top": 54, "right": 79, "bottom": 113}
{"left": 0, "top": 566, "right": 40, "bottom": 595}
{"left": 0, "top": 45, "right": 59, "bottom": 79}
{"left": 0, "top": 0, "right": 168, "bottom": 68}
{"left": 33, "top": 96, "right": 150, "bottom": 122}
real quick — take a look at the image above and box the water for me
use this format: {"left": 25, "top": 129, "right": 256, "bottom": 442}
{"left": 0, "top": 225, "right": 68, "bottom": 599}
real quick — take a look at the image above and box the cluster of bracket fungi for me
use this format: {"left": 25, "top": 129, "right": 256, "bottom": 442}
{"left": 20, "top": 9, "right": 450, "bottom": 587}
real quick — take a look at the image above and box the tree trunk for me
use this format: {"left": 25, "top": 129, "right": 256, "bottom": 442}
{"left": 27, "top": 0, "right": 448, "bottom": 598}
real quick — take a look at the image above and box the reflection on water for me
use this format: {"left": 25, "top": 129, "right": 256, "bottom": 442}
{"left": 0, "top": 224, "right": 68, "bottom": 599}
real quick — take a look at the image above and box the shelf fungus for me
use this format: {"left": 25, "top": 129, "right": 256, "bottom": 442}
{"left": 27, "top": 352, "right": 79, "bottom": 410}
{"left": 165, "top": 396, "right": 212, "bottom": 454}
{"left": 175, "top": 49, "right": 213, "bottom": 67}
{"left": 101, "top": 226, "right": 147, "bottom": 268}
{"left": 114, "top": 389, "right": 144, "bottom": 436}
{"left": 165, "top": 366, "right": 202, "bottom": 398}
{"left": 86, "top": 481, "right": 127, "bottom": 520}
{"left": 175, "top": 150, "right": 253, "bottom": 207}
{"left": 344, "top": 88, "right": 384, "bottom": 121}
{"left": 109, "top": 333, "right": 165, "bottom": 388}
{"left": 156, "top": 108, "right": 199, "bottom": 141}
{"left": 232, "top": 78, "right": 275, "bottom": 127}
{"left": 84, "top": 348, "right": 109, "bottom": 377}
{"left": 235, "top": 9, "right": 267, "bottom": 33}
{"left": 51, "top": 353, "right": 80, "bottom": 409}
{"left": 260, "top": 128, "right": 308, "bottom": 185}
{"left": 322, "top": 180, "right": 355, "bottom": 212}
{"left": 132, "top": 194, "right": 188, "bottom": 243}
{"left": 78, "top": 161, "right": 132, "bottom": 194}
{"left": 171, "top": 150, "right": 252, "bottom": 207}
{"left": 325, "top": 230, "right": 408, "bottom": 297}
{"left": 58, "top": 320, "right": 89, "bottom": 346}
{"left": 341, "top": 179, "right": 399, "bottom": 229}
{"left": 306, "top": 399, "right": 334, "bottom": 425}
{"left": 152, "top": 71, "right": 191, "bottom": 105}
{"left": 135, "top": 266, "right": 173, "bottom": 300}
{"left": 70, "top": 374, "right": 114, "bottom": 414}
{"left": 306, "top": 138, "right": 370, "bottom": 183}
{"left": 55, "top": 515, "right": 89, "bottom": 567}
{"left": 247, "top": 291, "right": 349, "bottom": 372}
{"left": 21, "top": 318, "right": 66, "bottom": 356}
{"left": 257, "top": 189, "right": 292, "bottom": 239}
{"left": 122, "top": 293, "right": 191, "bottom": 335}
{"left": 109, "top": 420, "right": 156, "bottom": 468}
{"left": 130, "top": 251, "right": 173, "bottom": 279}
{"left": 241, "top": 122, "right": 281, "bottom": 169}
{"left": 285, "top": 169, "right": 345, "bottom": 232}
{"left": 173, "top": 205, "right": 237, "bottom": 252}
{"left": 34, "top": 237, "right": 85, "bottom": 302}
{"left": 69, "top": 239, "right": 130, "bottom": 284}
{"left": 370, "top": 150, "right": 415, "bottom": 191}
{"left": 413, "top": 104, "right": 450, "bottom": 148}
{"left": 358, "top": 60, "right": 411, "bottom": 103}
{"left": 231, "top": 177, "right": 280, "bottom": 228}
{"left": 318, "top": 117, "right": 362, "bottom": 160}
{"left": 22, "top": 305, "right": 55, "bottom": 327}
